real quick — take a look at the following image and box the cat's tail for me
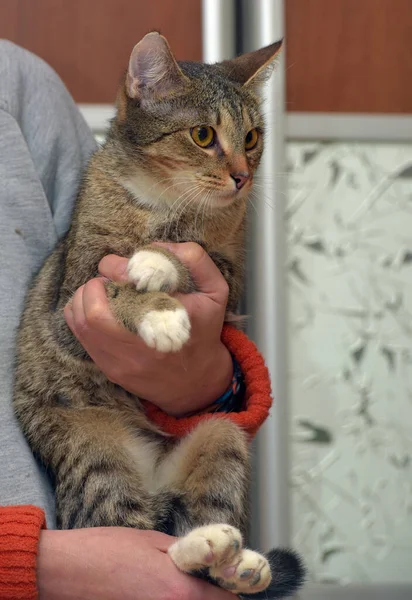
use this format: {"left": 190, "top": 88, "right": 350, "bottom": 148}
{"left": 240, "top": 548, "right": 305, "bottom": 599}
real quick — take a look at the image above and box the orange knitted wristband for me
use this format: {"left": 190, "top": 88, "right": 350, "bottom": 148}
{"left": 142, "top": 324, "right": 273, "bottom": 438}
{"left": 0, "top": 505, "right": 46, "bottom": 600}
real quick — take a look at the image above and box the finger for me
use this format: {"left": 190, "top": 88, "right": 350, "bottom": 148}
{"left": 153, "top": 242, "right": 229, "bottom": 305}
{"left": 65, "top": 284, "right": 87, "bottom": 337}
{"left": 98, "top": 254, "right": 129, "bottom": 283}
{"left": 63, "top": 300, "right": 75, "bottom": 332}
{"left": 81, "top": 278, "right": 126, "bottom": 337}
{"left": 174, "top": 290, "right": 222, "bottom": 329}
{"left": 144, "top": 530, "right": 178, "bottom": 552}
{"left": 81, "top": 278, "right": 145, "bottom": 348}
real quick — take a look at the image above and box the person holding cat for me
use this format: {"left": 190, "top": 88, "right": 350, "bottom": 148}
{"left": 0, "top": 41, "right": 274, "bottom": 599}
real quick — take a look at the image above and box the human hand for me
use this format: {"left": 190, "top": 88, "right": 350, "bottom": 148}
{"left": 37, "top": 527, "right": 234, "bottom": 600}
{"left": 64, "top": 243, "right": 233, "bottom": 416}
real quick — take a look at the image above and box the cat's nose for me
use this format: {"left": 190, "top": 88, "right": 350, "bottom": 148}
{"left": 230, "top": 172, "right": 250, "bottom": 190}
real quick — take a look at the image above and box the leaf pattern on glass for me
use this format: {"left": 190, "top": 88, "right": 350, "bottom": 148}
{"left": 287, "top": 142, "right": 412, "bottom": 584}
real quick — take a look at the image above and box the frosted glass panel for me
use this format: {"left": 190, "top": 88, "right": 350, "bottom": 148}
{"left": 288, "top": 142, "right": 412, "bottom": 585}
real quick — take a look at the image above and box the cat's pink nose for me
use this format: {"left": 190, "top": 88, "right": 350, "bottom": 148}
{"left": 230, "top": 172, "right": 250, "bottom": 190}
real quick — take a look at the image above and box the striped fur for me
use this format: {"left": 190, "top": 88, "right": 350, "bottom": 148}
{"left": 13, "top": 33, "right": 304, "bottom": 597}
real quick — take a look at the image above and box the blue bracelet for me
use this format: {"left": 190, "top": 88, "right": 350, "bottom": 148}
{"left": 211, "top": 355, "right": 245, "bottom": 413}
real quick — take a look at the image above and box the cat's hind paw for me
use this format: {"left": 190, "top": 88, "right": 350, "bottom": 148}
{"left": 137, "top": 307, "right": 190, "bottom": 352}
{"left": 168, "top": 524, "right": 271, "bottom": 595}
{"left": 128, "top": 250, "right": 179, "bottom": 293}
{"left": 211, "top": 548, "right": 271, "bottom": 594}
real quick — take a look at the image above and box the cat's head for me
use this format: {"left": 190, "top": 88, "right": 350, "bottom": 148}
{"left": 109, "top": 32, "right": 282, "bottom": 211}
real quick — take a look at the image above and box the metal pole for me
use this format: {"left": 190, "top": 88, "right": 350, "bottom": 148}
{"left": 240, "top": 0, "right": 289, "bottom": 551}
{"left": 202, "top": 0, "right": 237, "bottom": 63}
{"left": 202, "top": 0, "right": 288, "bottom": 552}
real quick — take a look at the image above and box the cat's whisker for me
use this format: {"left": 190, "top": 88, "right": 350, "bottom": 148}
{"left": 193, "top": 195, "right": 203, "bottom": 236}
{"left": 252, "top": 183, "right": 287, "bottom": 199}
{"left": 203, "top": 191, "right": 214, "bottom": 235}
{"left": 156, "top": 181, "right": 190, "bottom": 205}
{"left": 250, "top": 190, "right": 276, "bottom": 213}
{"left": 145, "top": 175, "right": 191, "bottom": 189}
{"left": 114, "top": 167, "right": 194, "bottom": 194}
{"left": 164, "top": 184, "right": 202, "bottom": 223}
{"left": 194, "top": 190, "right": 211, "bottom": 236}
{"left": 171, "top": 185, "right": 202, "bottom": 219}
{"left": 196, "top": 192, "right": 210, "bottom": 237}
{"left": 165, "top": 186, "right": 196, "bottom": 218}
{"left": 203, "top": 192, "right": 212, "bottom": 232}
{"left": 251, "top": 186, "right": 285, "bottom": 205}
{"left": 255, "top": 173, "right": 289, "bottom": 178}
{"left": 140, "top": 175, "right": 196, "bottom": 202}
{"left": 179, "top": 187, "right": 204, "bottom": 225}
{"left": 154, "top": 178, "right": 197, "bottom": 204}
{"left": 161, "top": 190, "right": 194, "bottom": 238}
{"left": 248, "top": 197, "right": 259, "bottom": 217}
{"left": 174, "top": 192, "right": 202, "bottom": 239}
{"left": 252, "top": 187, "right": 287, "bottom": 196}
{"left": 162, "top": 194, "right": 197, "bottom": 239}
{"left": 170, "top": 185, "right": 203, "bottom": 239}
{"left": 250, "top": 188, "right": 274, "bottom": 205}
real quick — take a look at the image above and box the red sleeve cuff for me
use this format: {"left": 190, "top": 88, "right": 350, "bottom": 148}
{"left": 0, "top": 505, "right": 46, "bottom": 600}
{"left": 142, "top": 324, "right": 273, "bottom": 438}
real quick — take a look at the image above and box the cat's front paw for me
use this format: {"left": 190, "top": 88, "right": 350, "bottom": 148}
{"left": 127, "top": 250, "right": 179, "bottom": 293}
{"left": 137, "top": 307, "right": 191, "bottom": 352}
{"left": 168, "top": 524, "right": 272, "bottom": 595}
{"left": 168, "top": 524, "right": 242, "bottom": 572}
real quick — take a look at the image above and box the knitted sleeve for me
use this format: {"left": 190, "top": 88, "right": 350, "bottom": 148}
{"left": 143, "top": 324, "right": 273, "bottom": 438}
{"left": 0, "top": 506, "right": 46, "bottom": 600}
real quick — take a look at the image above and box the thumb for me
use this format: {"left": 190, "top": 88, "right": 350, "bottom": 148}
{"left": 98, "top": 254, "right": 129, "bottom": 282}
{"left": 154, "top": 242, "right": 229, "bottom": 305}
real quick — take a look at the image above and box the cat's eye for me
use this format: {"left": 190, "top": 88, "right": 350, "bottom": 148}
{"left": 190, "top": 126, "right": 215, "bottom": 148}
{"left": 245, "top": 129, "right": 259, "bottom": 151}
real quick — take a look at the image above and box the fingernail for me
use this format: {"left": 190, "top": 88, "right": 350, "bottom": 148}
{"left": 152, "top": 241, "right": 175, "bottom": 251}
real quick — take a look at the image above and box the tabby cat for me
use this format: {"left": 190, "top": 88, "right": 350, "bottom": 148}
{"left": 13, "top": 32, "right": 304, "bottom": 598}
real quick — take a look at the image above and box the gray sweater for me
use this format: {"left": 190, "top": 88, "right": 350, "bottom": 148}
{"left": 0, "top": 40, "right": 97, "bottom": 526}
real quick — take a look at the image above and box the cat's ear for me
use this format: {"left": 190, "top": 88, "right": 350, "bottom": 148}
{"left": 220, "top": 40, "right": 283, "bottom": 93}
{"left": 126, "top": 32, "right": 188, "bottom": 101}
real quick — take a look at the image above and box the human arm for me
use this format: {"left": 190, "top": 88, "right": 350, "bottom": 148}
{"left": 64, "top": 242, "right": 234, "bottom": 417}
{"left": 37, "top": 527, "right": 234, "bottom": 600}
{"left": 64, "top": 243, "right": 272, "bottom": 437}
{"left": 0, "top": 506, "right": 234, "bottom": 600}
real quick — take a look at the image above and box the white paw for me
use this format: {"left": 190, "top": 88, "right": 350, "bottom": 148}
{"left": 168, "top": 524, "right": 242, "bottom": 572}
{"left": 168, "top": 524, "right": 271, "bottom": 595}
{"left": 137, "top": 308, "right": 191, "bottom": 352}
{"left": 127, "top": 250, "right": 179, "bottom": 292}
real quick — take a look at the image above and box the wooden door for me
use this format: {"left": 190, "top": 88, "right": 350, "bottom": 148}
{"left": 0, "top": 0, "right": 202, "bottom": 103}
{"left": 285, "top": 0, "right": 412, "bottom": 113}
{"left": 2, "top": 0, "right": 411, "bottom": 112}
